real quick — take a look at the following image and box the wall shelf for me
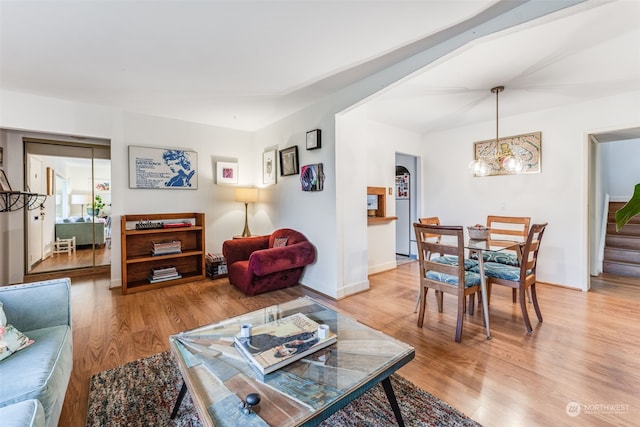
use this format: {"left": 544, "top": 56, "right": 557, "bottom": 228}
{"left": 367, "top": 216, "right": 398, "bottom": 224}
{"left": 0, "top": 191, "right": 47, "bottom": 212}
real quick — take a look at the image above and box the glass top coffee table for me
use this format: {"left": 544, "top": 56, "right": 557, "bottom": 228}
{"left": 169, "top": 296, "right": 415, "bottom": 426}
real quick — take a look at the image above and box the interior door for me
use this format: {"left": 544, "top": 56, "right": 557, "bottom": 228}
{"left": 27, "top": 156, "right": 45, "bottom": 269}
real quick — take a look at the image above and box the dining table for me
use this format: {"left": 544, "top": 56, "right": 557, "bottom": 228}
{"left": 465, "top": 238, "right": 522, "bottom": 340}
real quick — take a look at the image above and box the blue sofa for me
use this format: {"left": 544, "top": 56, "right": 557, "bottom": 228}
{"left": 0, "top": 279, "right": 73, "bottom": 427}
{"left": 55, "top": 219, "right": 105, "bottom": 246}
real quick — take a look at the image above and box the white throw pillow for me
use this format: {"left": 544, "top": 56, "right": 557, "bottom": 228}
{"left": 0, "top": 301, "right": 35, "bottom": 361}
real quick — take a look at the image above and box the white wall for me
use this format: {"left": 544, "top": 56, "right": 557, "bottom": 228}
{"left": 602, "top": 138, "right": 640, "bottom": 200}
{"left": 417, "top": 91, "right": 640, "bottom": 291}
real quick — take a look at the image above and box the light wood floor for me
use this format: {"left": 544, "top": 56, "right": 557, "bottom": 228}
{"left": 59, "top": 263, "right": 639, "bottom": 426}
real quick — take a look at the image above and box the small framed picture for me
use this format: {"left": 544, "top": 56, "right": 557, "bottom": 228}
{"left": 46, "top": 167, "right": 55, "bottom": 195}
{"left": 216, "top": 161, "right": 238, "bottom": 184}
{"left": 263, "top": 150, "right": 277, "bottom": 185}
{"left": 306, "top": 129, "right": 321, "bottom": 150}
{"left": 0, "top": 147, "right": 3, "bottom": 166}
{"left": 279, "top": 146, "right": 299, "bottom": 176}
{"left": 0, "top": 169, "right": 12, "bottom": 192}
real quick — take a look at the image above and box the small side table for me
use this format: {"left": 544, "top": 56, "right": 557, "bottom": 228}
{"left": 53, "top": 237, "right": 76, "bottom": 256}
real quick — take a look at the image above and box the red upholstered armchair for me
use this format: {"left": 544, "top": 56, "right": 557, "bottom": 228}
{"left": 222, "top": 228, "right": 316, "bottom": 296}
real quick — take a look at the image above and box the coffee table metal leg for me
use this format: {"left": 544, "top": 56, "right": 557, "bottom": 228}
{"left": 170, "top": 381, "right": 188, "bottom": 419}
{"left": 381, "top": 377, "right": 405, "bottom": 427}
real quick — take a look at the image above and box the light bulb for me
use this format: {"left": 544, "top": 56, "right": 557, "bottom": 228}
{"left": 502, "top": 155, "right": 524, "bottom": 173}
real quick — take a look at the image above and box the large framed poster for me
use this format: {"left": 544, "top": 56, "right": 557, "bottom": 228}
{"left": 129, "top": 146, "right": 198, "bottom": 189}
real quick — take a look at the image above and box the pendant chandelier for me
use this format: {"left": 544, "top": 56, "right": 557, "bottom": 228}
{"left": 469, "top": 86, "right": 523, "bottom": 176}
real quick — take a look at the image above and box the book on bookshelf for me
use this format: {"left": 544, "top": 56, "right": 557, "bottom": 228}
{"left": 233, "top": 312, "right": 337, "bottom": 375}
{"left": 148, "top": 273, "right": 182, "bottom": 283}
{"left": 151, "top": 240, "right": 182, "bottom": 256}
{"left": 163, "top": 221, "right": 192, "bottom": 228}
{"left": 151, "top": 265, "right": 177, "bottom": 274}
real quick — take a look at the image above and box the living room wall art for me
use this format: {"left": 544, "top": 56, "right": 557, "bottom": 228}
{"left": 216, "top": 161, "right": 238, "bottom": 184}
{"left": 279, "top": 146, "right": 299, "bottom": 176}
{"left": 263, "top": 150, "right": 277, "bottom": 185}
{"left": 46, "top": 167, "right": 55, "bottom": 195}
{"left": 306, "top": 129, "right": 321, "bottom": 150}
{"left": 91, "top": 178, "right": 110, "bottom": 193}
{"left": 129, "top": 146, "right": 198, "bottom": 189}
{"left": 300, "top": 163, "right": 324, "bottom": 191}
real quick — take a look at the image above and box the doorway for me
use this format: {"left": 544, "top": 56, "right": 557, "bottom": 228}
{"left": 588, "top": 127, "right": 640, "bottom": 286}
{"left": 395, "top": 153, "right": 418, "bottom": 259}
{"left": 24, "top": 138, "right": 111, "bottom": 276}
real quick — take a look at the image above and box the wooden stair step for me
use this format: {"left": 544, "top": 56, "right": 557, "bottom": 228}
{"left": 607, "top": 223, "right": 640, "bottom": 236}
{"left": 607, "top": 212, "right": 640, "bottom": 225}
{"left": 607, "top": 211, "right": 640, "bottom": 224}
{"left": 605, "top": 235, "right": 640, "bottom": 250}
{"left": 604, "top": 247, "right": 640, "bottom": 264}
{"left": 603, "top": 260, "right": 640, "bottom": 278}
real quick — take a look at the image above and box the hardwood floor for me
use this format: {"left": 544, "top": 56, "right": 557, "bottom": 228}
{"left": 28, "top": 244, "right": 110, "bottom": 274}
{"left": 59, "top": 263, "right": 639, "bottom": 426}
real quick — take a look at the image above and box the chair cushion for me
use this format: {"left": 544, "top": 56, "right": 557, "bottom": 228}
{"left": 431, "top": 255, "right": 478, "bottom": 271}
{"left": 482, "top": 250, "right": 520, "bottom": 266}
{"left": 425, "top": 270, "right": 482, "bottom": 288}
{"left": 479, "top": 262, "right": 530, "bottom": 281}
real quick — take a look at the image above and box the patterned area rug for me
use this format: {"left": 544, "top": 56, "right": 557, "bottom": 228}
{"left": 87, "top": 351, "right": 480, "bottom": 426}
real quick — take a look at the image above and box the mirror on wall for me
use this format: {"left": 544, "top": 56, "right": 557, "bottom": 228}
{"left": 25, "top": 140, "right": 111, "bottom": 275}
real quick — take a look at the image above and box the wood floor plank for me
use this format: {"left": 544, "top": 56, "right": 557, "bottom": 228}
{"left": 57, "top": 265, "right": 640, "bottom": 426}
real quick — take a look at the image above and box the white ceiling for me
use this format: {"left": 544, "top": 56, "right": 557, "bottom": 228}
{"left": 1, "top": 0, "right": 639, "bottom": 135}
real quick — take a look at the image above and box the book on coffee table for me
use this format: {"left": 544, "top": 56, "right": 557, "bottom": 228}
{"left": 234, "top": 312, "right": 336, "bottom": 374}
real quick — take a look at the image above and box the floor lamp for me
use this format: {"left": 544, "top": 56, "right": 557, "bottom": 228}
{"left": 235, "top": 188, "right": 258, "bottom": 237}
{"left": 236, "top": 188, "right": 258, "bottom": 237}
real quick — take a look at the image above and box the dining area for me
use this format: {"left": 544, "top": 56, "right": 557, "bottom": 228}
{"left": 413, "top": 215, "right": 548, "bottom": 342}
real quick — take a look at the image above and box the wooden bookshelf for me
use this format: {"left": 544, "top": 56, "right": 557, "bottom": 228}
{"left": 120, "top": 212, "right": 205, "bottom": 294}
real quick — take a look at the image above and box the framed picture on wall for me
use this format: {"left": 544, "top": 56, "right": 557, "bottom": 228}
{"left": 279, "top": 146, "right": 299, "bottom": 176}
{"left": 216, "top": 161, "right": 239, "bottom": 184}
{"left": 263, "top": 150, "right": 277, "bottom": 185}
{"left": 129, "top": 146, "right": 198, "bottom": 189}
{"left": 306, "top": 129, "right": 321, "bottom": 150}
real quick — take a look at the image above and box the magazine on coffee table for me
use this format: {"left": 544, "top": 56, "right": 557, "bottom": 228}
{"left": 234, "top": 312, "right": 336, "bottom": 374}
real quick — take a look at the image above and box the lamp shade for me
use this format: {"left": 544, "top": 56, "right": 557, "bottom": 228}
{"left": 235, "top": 188, "right": 258, "bottom": 203}
{"left": 71, "top": 194, "right": 89, "bottom": 205}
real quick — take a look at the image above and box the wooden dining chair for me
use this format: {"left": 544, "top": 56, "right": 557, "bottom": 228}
{"left": 484, "top": 223, "right": 548, "bottom": 333}
{"left": 413, "top": 223, "right": 482, "bottom": 343}
{"left": 486, "top": 215, "right": 531, "bottom": 303}
{"left": 414, "top": 217, "right": 441, "bottom": 312}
